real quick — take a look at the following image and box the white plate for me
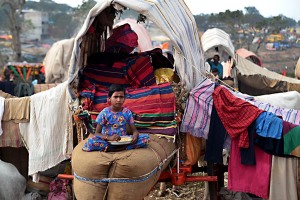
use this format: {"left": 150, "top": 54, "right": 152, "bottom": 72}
{"left": 108, "top": 137, "right": 132, "bottom": 145}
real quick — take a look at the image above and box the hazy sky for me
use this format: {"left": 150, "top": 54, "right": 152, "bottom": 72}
{"left": 53, "top": 0, "right": 300, "bottom": 21}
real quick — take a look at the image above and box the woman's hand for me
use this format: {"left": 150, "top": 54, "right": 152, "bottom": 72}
{"left": 108, "top": 134, "right": 121, "bottom": 141}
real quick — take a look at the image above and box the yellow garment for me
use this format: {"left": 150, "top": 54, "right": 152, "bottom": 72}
{"left": 183, "top": 133, "right": 203, "bottom": 166}
{"left": 154, "top": 68, "right": 174, "bottom": 84}
{"left": 3, "top": 97, "right": 30, "bottom": 122}
{"left": 0, "top": 90, "right": 24, "bottom": 147}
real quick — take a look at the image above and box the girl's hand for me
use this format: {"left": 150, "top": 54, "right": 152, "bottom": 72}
{"left": 108, "top": 134, "right": 121, "bottom": 141}
{"left": 131, "top": 132, "right": 139, "bottom": 144}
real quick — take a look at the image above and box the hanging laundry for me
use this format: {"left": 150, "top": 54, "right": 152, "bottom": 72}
{"left": 204, "top": 103, "right": 227, "bottom": 164}
{"left": 255, "top": 112, "right": 283, "bottom": 139}
{"left": 269, "top": 156, "right": 298, "bottom": 200}
{"left": 283, "top": 125, "right": 300, "bottom": 157}
{"left": 0, "top": 97, "right": 4, "bottom": 135}
{"left": 212, "top": 86, "right": 263, "bottom": 148}
{"left": 19, "top": 82, "right": 73, "bottom": 181}
{"left": 240, "top": 122, "right": 256, "bottom": 165}
{"left": 247, "top": 100, "right": 300, "bottom": 125}
{"left": 2, "top": 97, "right": 30, "bottom": 122}
{"left": 254, "top": 120, "right": 297, "bottom": 156}
{"left": 228, "top": 136, "right": 272, "bottom": 199}
{"left": 183, "top": 133, "right": 203, "bottom": 166}
{"left": 180, "top": 78, "right": 214, "bottom": 139}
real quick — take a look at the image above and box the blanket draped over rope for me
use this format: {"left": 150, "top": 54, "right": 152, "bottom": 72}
{"left": 19, "top": 82, "right": 73, "bottom": 180}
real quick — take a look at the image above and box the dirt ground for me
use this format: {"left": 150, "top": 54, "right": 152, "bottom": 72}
{"left": 146, "top": 181, "right": 207, "bottom": 200}
{"left": 146, "top": 172, "right": 254, "bottom": 200}
{"left": 256, "top": 45, "right": 300, "bottom": 76}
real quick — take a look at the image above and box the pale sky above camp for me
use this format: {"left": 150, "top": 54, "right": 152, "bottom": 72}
{"left": 52, "top": 0, "right": 300, "bottom": 21}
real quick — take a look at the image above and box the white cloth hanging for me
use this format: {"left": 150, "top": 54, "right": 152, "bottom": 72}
{"left": 19, "top": 82, "right": 73, "bottom": 181}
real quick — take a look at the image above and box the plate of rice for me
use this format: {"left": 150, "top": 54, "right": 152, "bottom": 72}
{"left": 109, "top": 136, "right": 132, "bottom": 145}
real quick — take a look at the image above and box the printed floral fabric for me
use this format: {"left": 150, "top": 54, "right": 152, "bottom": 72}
{"left": 82, "top": 134, "right": 150, "bottom": 152}
{"left": 96, "top": 107, "right": 135, "bottom": 136}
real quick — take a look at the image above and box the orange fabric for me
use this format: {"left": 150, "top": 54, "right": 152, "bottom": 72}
{"left": 161, "top": 42, "right": 169, "bottom": 50}
{"left": 183, "top": 133, "right": 202, "bottom": 166}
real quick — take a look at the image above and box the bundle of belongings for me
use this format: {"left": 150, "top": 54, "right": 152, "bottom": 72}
{"left": 77, "top": 23, "right": 177, "bottom": 139}
{"left": 181, "top": 78, "right": 300, "bottom": 200}
{"left": 72, "top": 23, "right": 178, "bottom": 200}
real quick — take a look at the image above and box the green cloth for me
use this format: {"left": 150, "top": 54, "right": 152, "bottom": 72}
{"left": 283, "top": 126, "right": 300, "bottom": 155}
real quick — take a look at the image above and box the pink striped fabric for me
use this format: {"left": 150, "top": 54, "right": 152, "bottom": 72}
{"left": 248, "top": 100, "right": 300, "bottom": 125}
{"left": 180, "top": 78, "right": 214, "bottom": 139}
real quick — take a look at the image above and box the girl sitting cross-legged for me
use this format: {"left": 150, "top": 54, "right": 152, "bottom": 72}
{"left": 82, "top": 84, "right": 149, "bottom": 152}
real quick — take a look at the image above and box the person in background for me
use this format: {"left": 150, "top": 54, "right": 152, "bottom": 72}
{"left": 207, "top": 54, "right": 223, "bottom": 79}
{"left": 282, "top": 66, "right": 287, "bottom": 76}
{"left": 206, "top": 68, "right": 220, "bottom": 83}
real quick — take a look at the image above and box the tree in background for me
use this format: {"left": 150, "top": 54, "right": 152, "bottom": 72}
{"left": 243, "top": 6, "right": 265, "bottom": 52}
{"left": 1, "top": 0, "right": 25, "bottom": 62}
{"left": 24, "top": 0, "right": 75, "bottom": 39}
{"left": 74, "top": 0, "right": 97, "bottom": 17}
{"left": 49, "top": 12, "right": 76, "bottom": 38}
{"left": 70, "top": 0, "right": 97, "bottom": 36}
{"left": 42, "top": 0, "right": 97, "bottom": 38}
{"left": 218, "top": 10, "right": 244, "bottom": 47}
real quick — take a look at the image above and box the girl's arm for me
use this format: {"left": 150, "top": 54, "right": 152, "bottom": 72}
{"left": 130, "top": 123, "right": 139, "bottom": 143}
{"left": 95, "top": 124, "right": 120, "bottom": 141}
{"left": 95, "top": 124, "right": 106, "bottom": 139}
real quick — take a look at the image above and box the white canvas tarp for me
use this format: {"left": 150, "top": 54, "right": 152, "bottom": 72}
{"left": 201, "top": 28, "right": 235, "bottom": 59}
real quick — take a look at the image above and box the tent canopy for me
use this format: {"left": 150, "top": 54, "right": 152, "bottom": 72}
{"left": 236, "top": 54, "right": 300, "bottom": 95}
{"left": 294, "top": 56, "right": 300, "bottom": 79}
{"left": 236, "top": 48, "right": 262, "bottom": 66}
{"left": 67, "top": 0, "right": 205, "bottom": 96}
{"left": 201, "top": 28, "right": 235, "bottom": 61}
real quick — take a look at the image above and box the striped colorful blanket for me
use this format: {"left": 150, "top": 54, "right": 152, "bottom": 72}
{"left": 79, "top": 83, "right": 176, "bottom": 136}
{"left": 82, "top": 55, "right": 156, "bottom": 88}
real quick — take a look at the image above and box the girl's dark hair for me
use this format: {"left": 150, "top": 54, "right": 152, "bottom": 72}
{"left": 108, "top": 84, "right": 125, "bottom": 97}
